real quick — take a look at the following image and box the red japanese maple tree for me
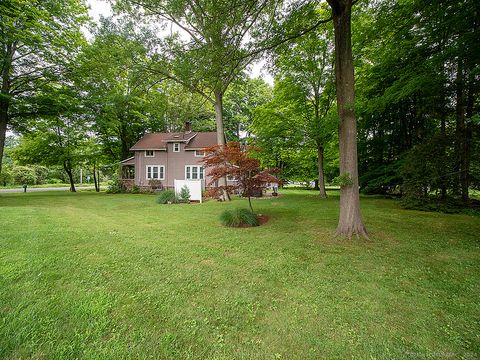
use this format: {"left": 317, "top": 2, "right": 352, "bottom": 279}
{"left": 202, "top": 142, "right": 279, "bottom": 212}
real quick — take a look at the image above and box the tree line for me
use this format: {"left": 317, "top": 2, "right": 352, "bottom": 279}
{"left": 1, "top": 0, "right": 478, "bottom": 237}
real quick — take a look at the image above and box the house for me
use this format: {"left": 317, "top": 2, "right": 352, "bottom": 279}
{"left": 120, "top": 122, "right": 217, "bottom": 190}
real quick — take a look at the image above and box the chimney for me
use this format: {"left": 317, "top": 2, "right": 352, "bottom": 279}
{"left": 184, "top": 121, "right": 192, "bottom": 133}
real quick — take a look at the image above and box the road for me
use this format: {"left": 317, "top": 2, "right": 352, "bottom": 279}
{"left": 0, "top": 186, "right": 105, "bottom": 193}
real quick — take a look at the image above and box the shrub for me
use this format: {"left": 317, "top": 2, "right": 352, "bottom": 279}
{"left": 178, "top": 185, "right": 191, "bottom": 203}
{"left": 106, "top": 179, "right": 126, "bottom": 194}
{"left": 157, "top": 189, "right": 176, "bottom": 204}
{"left": 32, "top": 165, "right": 49, "bottom": 184}
{"left": 131, "top": 185, "right": 140, "bottom": 194}
{"left": 0, "top": 167, "right": 13, "bottom": 186}
{"left": 219, "top": 208, "right": 259, "bottom": 227}
{"left": 12, "top": 165, "right": 37, "bottom": 185}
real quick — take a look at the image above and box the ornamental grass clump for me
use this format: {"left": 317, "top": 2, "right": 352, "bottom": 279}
{"left": 157, "top": 189, "right": 176, "bottom": 204}
{"left": 219, "top": 208, "right": 259, "bottom": 227}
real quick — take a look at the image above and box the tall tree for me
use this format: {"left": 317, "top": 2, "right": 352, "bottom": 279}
{"left": 11, "top": 85, "right": 88, "bottom": 192}
{"left": 75, "top": 18, "right": 169, "bottom": 161}
{"left": 271, "top": 4, "right": 336, "bottom": 197}
{"left": 327, "top": 0, "right": 368, "bottom": 238}
{"left": 0, "top": 0, "right": 88, "bottom": 175}
{"left": 223, "top": 78, "right": 272, "bottom": 141}
{"left": 252, "top": 78, "right": 338, "bottom": 187}
{"left": 354, "top": 0, "right": 480, "bottom": 205}
{"left": 113, "top": 0, "right": 279, "bottom": 199}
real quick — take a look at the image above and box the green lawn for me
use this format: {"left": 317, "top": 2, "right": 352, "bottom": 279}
{"left": 1, "top": 190, "right": 479, "bottom": 359}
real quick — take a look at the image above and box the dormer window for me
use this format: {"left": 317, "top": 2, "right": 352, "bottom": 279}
{"left": 145, "top": 150, "right": 154, "bottom": 157}
{"left": 173, "top": 143, "right": 180, "bottom": 152}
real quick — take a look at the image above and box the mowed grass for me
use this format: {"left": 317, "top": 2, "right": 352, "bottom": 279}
{"left": 0, "top": 190, "right": 479, "bottom": 359}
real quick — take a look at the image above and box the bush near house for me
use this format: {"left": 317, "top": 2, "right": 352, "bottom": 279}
{"left": 177, "top": 185, "right": 191, "bottom": 203}
{"left": 157, "top": 189, "right": 177, "bottom": 204}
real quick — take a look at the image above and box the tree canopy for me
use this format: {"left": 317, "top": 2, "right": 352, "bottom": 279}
{"left": 2, "top": 0, "right": 479, "bottom": 232}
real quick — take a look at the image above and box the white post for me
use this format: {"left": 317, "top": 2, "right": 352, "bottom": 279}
{"left": 80, "top": 168, "right": 83, "bottom": 184}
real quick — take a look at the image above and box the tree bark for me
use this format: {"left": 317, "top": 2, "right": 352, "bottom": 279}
{"left": 327, "top": 0, "right": 368, "bottom": 239}
{"left": 455, "top": 58, "right": 469, "bottom": 203}
{"left": 317, "top": 142, "right": 327, "bottom": 198}
{"left": 97, "top": 169, "right": 100, "bottom": 191}
{"left": 93, "top": 162, "right": 99, "bottom": 192}
{"left": 439, "top": 88, "right": 447, "bottom": 199}
{"left": 63, "top": 160, "right": 76, "bottom": 192}
{"left": 0, "top": 43, "right": 15, "bottom": 176}
{"left": 0, "top": 103, "right": 7, "bottom": 176}
{"left": 214, "top": 91, "right": 230, "bottom": 201}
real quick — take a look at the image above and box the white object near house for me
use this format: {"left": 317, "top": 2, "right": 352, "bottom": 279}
{"left": 174, "top": 179, "right": 204, "bottom": 203}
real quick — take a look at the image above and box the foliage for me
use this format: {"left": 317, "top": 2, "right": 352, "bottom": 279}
{"left": 401, "top": 195, "right": 480, "bottom": 215}
{"left": 223, "top": 78, "right": 273, "bottom": 141}
{"left": 0, "top": 166, "right": 13, "bottom": 186}
{"left": 10, "top": 85, "right": 88, "bottom": 192}
{"left": 74, "top": 18, "right": 193, "bottom": 162}
{"left": 202, "top": 142, "right": 278, "bottom": 211}
{"left": 0, "top": 0, "right": 89, "bottom": 173}
{"left": 106, "top": 179, "right": 126, "bottom": 194}
{"left": 251, "top": 79, "right": 338, "bottom": 185}
{"left": 219, "top": 208, "right": 259, "bottom": 227}
{"left": 178, "top": 185, "right": 191, "bottom": 203}
{"left": 11, "top": 165, "right": 36, "bottom": 185}
{"left": 354, "top": 0, "right": 480, "bottom": 204}
{"left": 331, "top": 173, "right": 353, "bottom": 188}
{"left": 359, "top": 162, "right": 403, "bottom": 195}
{"left": 401, "top": 137, "right": 450, "bottom": 198}
{"left": 156, "top": 189, "right": 177, "bottom": 204}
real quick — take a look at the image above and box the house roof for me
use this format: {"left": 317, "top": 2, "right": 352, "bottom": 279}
{"left": 120, "top": 156, "right": 135, "bottom": 165}
{"left": 185, "top": 132, "right": 218, "bottom": 149}
{"left": 130, "top": 131, "right": 218, "bottom": 151}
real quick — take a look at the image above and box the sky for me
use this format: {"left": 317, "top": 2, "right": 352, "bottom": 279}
{"left": 85, "top": 0, "right": 273, "bottom": 85}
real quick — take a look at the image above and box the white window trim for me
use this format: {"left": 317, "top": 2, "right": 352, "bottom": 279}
{"left": 185, "top": 165, "right": 204, "bottom": 180}
{"left": 194, "top": 150, "right": 205, "bottom": 157}
{"left": 173, "top": 143, "right": 180, "bottom": 152}
{"left": 146, "top": 165, "right": 165, "bottom": 180}
{"left": 145, "top": 150, "right": 155, "bottom": 157}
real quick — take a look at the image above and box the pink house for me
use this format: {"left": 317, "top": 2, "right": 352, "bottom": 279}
{"left": 120, "top": 122, "right": 217, "bottom": 190}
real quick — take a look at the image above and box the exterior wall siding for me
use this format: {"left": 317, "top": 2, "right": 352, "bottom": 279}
{"left": 134, "top": 143, "right": 209, "bottom": 188}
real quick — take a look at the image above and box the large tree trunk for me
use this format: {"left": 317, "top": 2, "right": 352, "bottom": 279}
{"left": 0, "top": 103, "right": 7, "bottom": 176}
{"left": 93, "top": 162, "right": 100, "bottom": 192}
{"left": 0, "top": 43, "right": 15, "bottom": 177}
{"left": 327, "top": 0, "right": 368, "bottom": 239}
{"left": 63, "top": 160, "right": 76, "bottom": 192}
{"left": 317, "top": 142, "right": 327, "bottom": 198}
{"left": 455, "top": 58, "right": 469, "bottom": 204}
{"left": 214, "top": 91, "right": 230, "bottom": 201}
{"left": 439, "top": 87, "right": 447, "bottom": 199}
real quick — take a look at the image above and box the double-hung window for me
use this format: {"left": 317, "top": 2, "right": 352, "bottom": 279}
{"left": 146, "top": 165, "right": 165, "bottom": 180}
{"left": 173, "top": 143, "right": 180, "bottom": 152}
{"left": 185, "top": 165, "right": 204, "bottom": 180}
